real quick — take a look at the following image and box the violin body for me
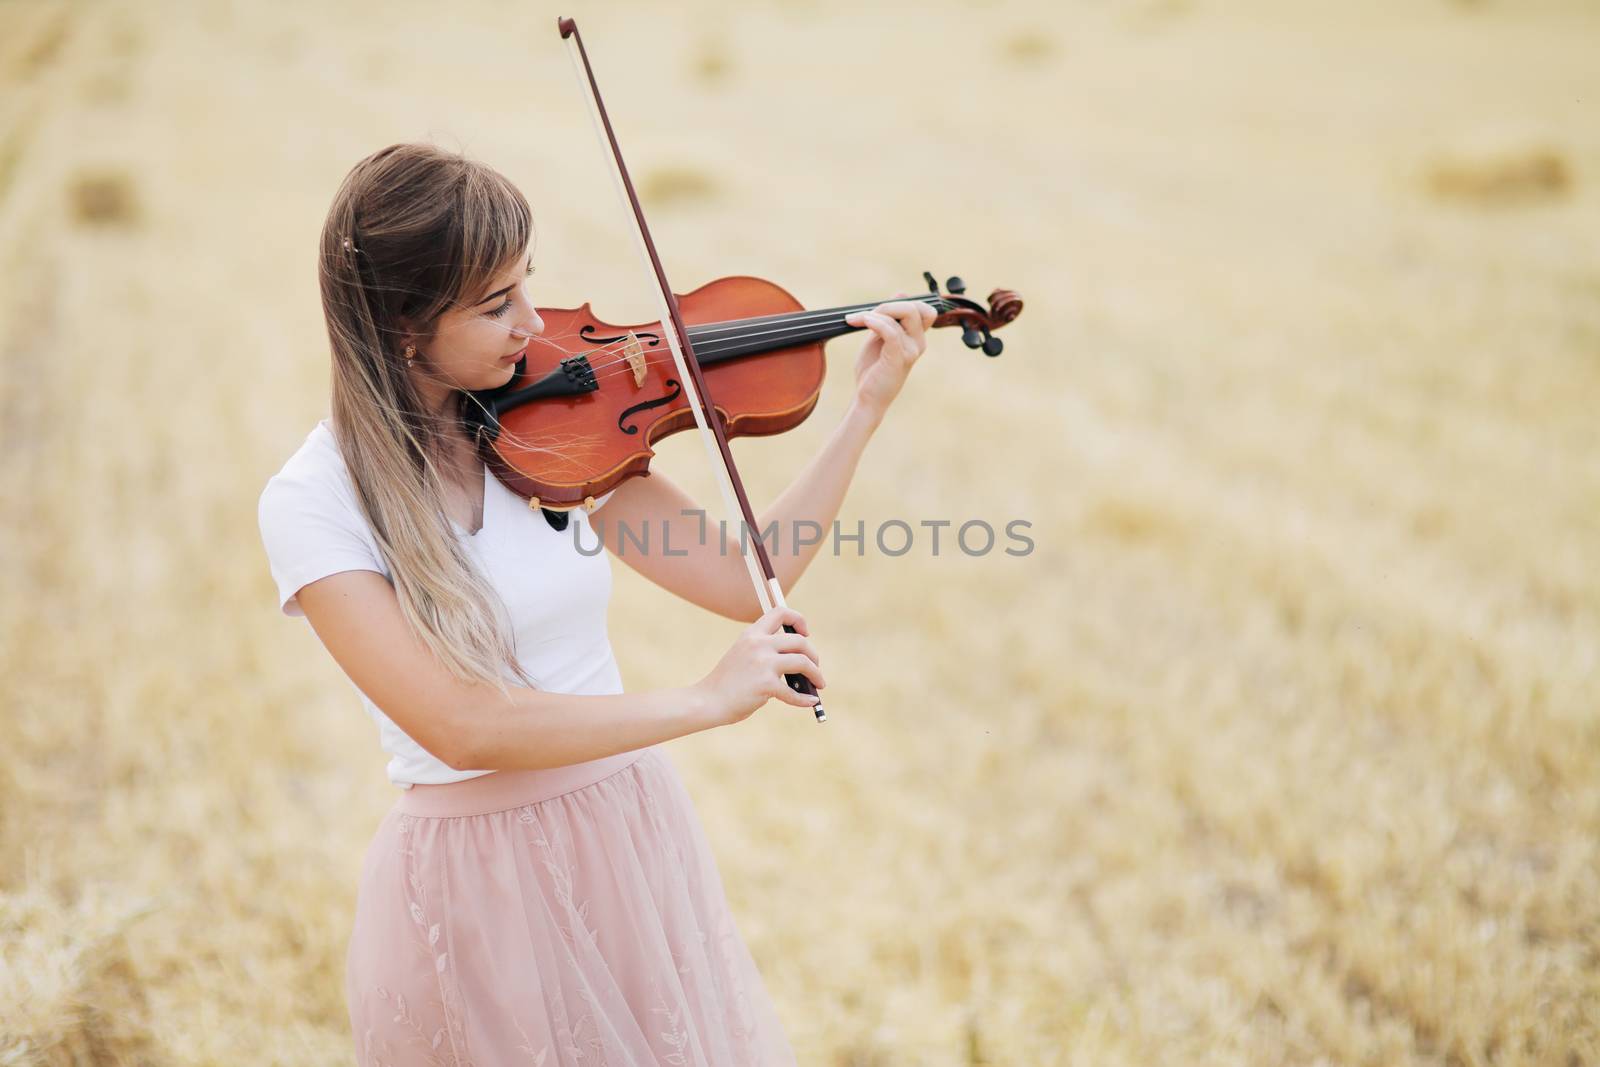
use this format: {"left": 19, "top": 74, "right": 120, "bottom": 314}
{"left": 463, "top": 272, "right": 1021, "bottom": 511}
{"left": 468, "top": 276, "right": 824, "bottom": 510}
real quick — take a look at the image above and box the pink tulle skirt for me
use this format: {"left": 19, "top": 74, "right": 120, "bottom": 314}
{"left": 345, "top": 745, "right": 796, "bottom": 1066}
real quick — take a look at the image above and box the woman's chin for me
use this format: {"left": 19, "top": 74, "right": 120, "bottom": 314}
{"left": 487, "top": 360, "right": 520, "bottom": 386}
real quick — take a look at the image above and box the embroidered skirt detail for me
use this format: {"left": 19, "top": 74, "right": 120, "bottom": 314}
{"left": 345, "top": 746, "right": 796, "bottom": 1066}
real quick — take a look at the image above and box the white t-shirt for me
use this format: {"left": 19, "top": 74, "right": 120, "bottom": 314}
{"left": 257, "top": 418, "right": 621, "bottom": 789}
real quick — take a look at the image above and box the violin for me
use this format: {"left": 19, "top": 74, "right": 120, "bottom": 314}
{"left": 461, "top": 272, "right": 1022, "bottom": 510}
{"left": 469, "top": 17, "right": 1022, "bottom": 721}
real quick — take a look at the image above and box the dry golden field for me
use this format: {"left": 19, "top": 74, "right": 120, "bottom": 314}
{"left": 2, "top": 0, "right": 1598, "bottom": 1064}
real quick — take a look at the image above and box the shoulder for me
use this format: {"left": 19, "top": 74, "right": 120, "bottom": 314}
{"left": 258, "top": 420, "right": 362, "bottom": 523}
{"left": 258, "top": 421, "right": 389, "bottom": 618}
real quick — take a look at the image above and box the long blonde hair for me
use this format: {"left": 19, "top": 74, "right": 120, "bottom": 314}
{"left": 318, "top": 142, "right": 537, "bottom": 694}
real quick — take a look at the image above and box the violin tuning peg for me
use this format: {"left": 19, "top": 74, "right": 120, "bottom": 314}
{"left": 981, "top": 329, "right": 1004, "bottom": 357}
{"left": 945, "top": 276, "right": 966, "bottom": 296}
{"left": 923, "top": 271, "right": 939, "bottom": 294}
{"left": 962, "top": 325, "right": 984, "bottom": 349}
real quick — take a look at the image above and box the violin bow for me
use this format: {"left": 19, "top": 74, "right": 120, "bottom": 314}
{"left": 558, "top": 16, "right": 827, "bottom": 723}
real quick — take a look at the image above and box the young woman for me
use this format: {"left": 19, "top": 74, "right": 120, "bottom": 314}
{"left": 258, "top": 142, "right": 934, "bottom": 1066}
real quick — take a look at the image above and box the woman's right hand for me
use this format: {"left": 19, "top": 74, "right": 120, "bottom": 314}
{"left": 694, "top": 606, "right": 826, "bottom": 726}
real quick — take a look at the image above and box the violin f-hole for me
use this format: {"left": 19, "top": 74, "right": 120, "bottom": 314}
{"left": 617, "top": 378, "right": 683, "bottom": 436}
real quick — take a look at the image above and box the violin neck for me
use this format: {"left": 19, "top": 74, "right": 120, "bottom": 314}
{"left": 686, "top": 295, "right": 950, "bottom": 365}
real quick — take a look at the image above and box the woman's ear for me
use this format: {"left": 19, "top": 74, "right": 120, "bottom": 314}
{"left": 394, "top": 318, "right": 426, "bottom": 358}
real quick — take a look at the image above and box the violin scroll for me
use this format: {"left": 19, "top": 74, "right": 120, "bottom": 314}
{"left": 922, "top": 270, "right": 1023, "bottom": 357}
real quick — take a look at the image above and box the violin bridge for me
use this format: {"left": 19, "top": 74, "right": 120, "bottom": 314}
{"left": 623, "top": 332, "right": 647, "bottom": 387}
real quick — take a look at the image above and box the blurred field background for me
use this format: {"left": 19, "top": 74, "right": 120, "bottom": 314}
{"left": 2, "top": 0, "right": 1598, "bottom": 1063}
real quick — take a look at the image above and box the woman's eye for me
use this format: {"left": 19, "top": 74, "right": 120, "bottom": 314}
{"left": 485, "top": 266, "right": 532, "bottom": 318}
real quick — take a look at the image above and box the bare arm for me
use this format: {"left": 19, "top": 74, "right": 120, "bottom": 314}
{"left": 756, "top": 399, "right": 882, "bottom": 593}
{"left": 590, "top": 399, "right": 882, "bottom": 622}
{"left": 297, "top": 569, "right": 715, "bottom": 771}
{"left": 294, "top": 569, "right": 823, "bottom": 772}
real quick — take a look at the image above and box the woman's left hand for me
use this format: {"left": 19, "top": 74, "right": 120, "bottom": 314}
{"left": 845, "top": 294, "right": 937, "bottom": 422}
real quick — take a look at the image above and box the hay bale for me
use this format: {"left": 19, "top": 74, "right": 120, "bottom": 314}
{"left": 638, "top": 164, "right": 718, "bottom": 208}
{"left": 1425, "top": 139, "right": 1573, "bottom": 205}
{"left": 1000, "top": 30, "right": 1057, "bottom": 65}
{"left": 66, "top": 168, "right": 141, "bottom": 227}
{"left": 691, "top": 36, "right": 732, "bottom": 85}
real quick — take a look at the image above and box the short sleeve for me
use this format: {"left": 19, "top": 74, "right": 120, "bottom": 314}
{"left": 258, "top": 472, "right": 388, "bottom": 618}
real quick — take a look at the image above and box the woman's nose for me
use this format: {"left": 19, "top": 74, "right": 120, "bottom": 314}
{"left": 514, "top": 310, "right": 544, "bottom": 339}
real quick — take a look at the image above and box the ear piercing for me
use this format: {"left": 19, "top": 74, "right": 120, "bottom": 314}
{"left": 404, "top": 344, "right": 416, "bottom": 368}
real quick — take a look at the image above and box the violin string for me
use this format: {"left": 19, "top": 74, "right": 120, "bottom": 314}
{"left": 681, "top": 296, "right": 947, "bottom": 336}
{"left": 529, "top": 293, "right": 951, "bottom": 373}
{"left": 534, "top": 294, "right": 954, "bottom": 386}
